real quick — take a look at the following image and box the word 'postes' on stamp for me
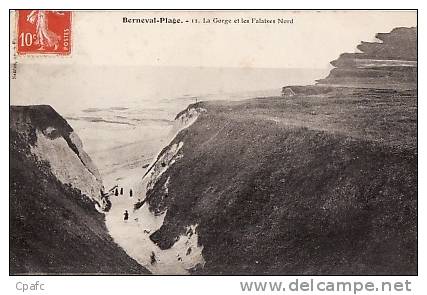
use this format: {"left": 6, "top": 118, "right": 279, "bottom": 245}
{"left": 17, "top": 10, "right": 72, "bottom": 55}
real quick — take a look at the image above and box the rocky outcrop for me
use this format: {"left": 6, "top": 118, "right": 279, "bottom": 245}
{"left": 10, "top": 105, "right": 108, "bottom": 210}
{"left": 316, "top": 27, "right": 417, "bottom": 90}
{"left": 10, "top": 105, "right": 149, "bottom": 274}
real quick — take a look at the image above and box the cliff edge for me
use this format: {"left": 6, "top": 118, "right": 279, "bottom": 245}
{"left": 10, "top": 105, "right": 149, "bottom": 274}
{"left": 315, "top": 27, "right": 417, "bottom": 90}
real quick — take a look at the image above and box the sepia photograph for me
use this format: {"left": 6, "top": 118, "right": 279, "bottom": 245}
{"left": 9, "top": 10, "right": 417, "bottom": 276}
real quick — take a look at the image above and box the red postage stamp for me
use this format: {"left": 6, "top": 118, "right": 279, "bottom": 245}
{"left": 16, "top": 10, "right": 72, "bottom": 55}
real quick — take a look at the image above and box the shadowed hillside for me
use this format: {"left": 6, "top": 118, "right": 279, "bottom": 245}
{"left": 10, "top": 105, "right": 149, "bottom": 274}
{"left": 140, "top": 27, "right": 417, "bottom": 275}
{"left": 145, "top": 96, "right": 416, "bottom": 275}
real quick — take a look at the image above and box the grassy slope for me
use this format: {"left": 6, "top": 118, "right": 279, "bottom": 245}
{"left": 10, "top": 118, "right": 149, "bottom": 274}
{"left": 148, "top": 89, "right": 417, "bottom": 275}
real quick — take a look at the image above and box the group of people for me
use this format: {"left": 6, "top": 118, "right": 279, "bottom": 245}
{"left": 109, "top": 185, "right": 134, "bottom": 221}
{"left": 114, "top": 186, "right": 133, "bottom": 197}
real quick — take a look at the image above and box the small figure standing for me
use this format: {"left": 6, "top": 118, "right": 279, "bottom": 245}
{"left": 150, "top": 251, "right": 156, "bottom": 265}
{"left": 123, "top": 210, "right": 129, "bottom": 221}
{"left": 130, "top": 189, "right": 133, "bottom": 197}
{"left": 120, "top": 187, "right": 123, "bottom": 195}
{"left": 115, "top": 188, "right": 118, "bottom": 196}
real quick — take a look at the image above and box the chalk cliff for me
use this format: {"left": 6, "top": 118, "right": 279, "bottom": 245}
{"left": 10, "top": 105, "right": 149, "bottom": 274}
{"left": 315, "top": 27, "right": 417, "bottom": 90}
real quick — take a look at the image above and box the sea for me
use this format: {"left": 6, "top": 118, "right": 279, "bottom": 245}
{"left": 11, "top": 65, "right": 329, "bottom": 187}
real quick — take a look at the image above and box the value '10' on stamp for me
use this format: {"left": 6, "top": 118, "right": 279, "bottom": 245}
{"left": 16, "top": 10, "right": 72, "bottom": 55}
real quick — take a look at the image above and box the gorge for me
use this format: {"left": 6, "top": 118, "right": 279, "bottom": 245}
{"left": 10, "top": 26, "right": 417, "bottom": 275}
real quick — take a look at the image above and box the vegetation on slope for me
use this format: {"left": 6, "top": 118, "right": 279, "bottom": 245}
{"left": 147, "top": 90, "right": 417, "bottom": 275}
{"left": 10, "top": 107, "right": 149, "bottom": 274}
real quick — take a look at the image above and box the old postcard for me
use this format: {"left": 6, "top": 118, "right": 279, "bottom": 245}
{"left": 9, "top": 10, "right": 417, "bottom": 276}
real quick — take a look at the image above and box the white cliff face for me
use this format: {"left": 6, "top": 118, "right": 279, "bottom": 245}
{"left": 69, "top": 132, "right": 103, "bottom": 184}
{"left": 141, "top": 107, "right": 207, "bottom": 194}
{"left": 169, "top": 224, "right": 205, "bottom": 272}
{"left": 30, "top": 129, "right": 106, "bottom": 209}
{"left": 146, "top": 141, "right": 184, "bottom": 192}
{"left": 173, "top": 107, "right": 207, "bottom": 134}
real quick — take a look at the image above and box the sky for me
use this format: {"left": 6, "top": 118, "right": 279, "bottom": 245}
{"left": 10, "top": 10, "right": 417, "bottom": 113}
{"left": 11, "top": 10, "right": 417, "bottom": 69}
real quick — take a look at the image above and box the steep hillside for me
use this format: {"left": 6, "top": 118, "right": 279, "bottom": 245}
{"left": 10, "top": 105, "right": 149, "bottom": 274}
{"left": 139, "top": 27, "right": 417, "bottom": 275}
{"left": 143, "top": 96, "right": 416, "bottom": 275}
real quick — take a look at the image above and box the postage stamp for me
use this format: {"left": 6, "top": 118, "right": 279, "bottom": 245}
{"left": 16, "top": 10, "right": 72, "bottom": 55}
